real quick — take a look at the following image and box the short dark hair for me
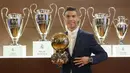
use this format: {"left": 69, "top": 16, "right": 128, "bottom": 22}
{"left": 64, "top": 6, "right": 77, "bottom": 15}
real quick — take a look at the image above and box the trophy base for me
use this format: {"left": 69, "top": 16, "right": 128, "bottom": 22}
{"left": 51, "top": 51, "right": 68, "bottom": 63}
{"left": 33, "top": 41, "right": 54, "bottom": 57}
{"left": 3, "top": 45, "right": 26, "bottom": 57}
{"left": 112, "top": 45, "right": 130, "bottom": 57}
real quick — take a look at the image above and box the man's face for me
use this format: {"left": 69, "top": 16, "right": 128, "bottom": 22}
{"left": 64, "top": 11, "right": 79, "bottom": 31}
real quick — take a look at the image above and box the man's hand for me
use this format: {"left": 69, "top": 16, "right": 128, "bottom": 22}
{"left": 73, "top": 56, "right": 90, "bottom": 67}
{"left": 51, "top": 59, "right": 65, "bottom": 67}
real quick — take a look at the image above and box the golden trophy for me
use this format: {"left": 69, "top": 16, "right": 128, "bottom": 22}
{"left": 51, "top": 32, "right": 69, "bottom": 64}
{"left": 1, "top": 7, "right": 30, "bottom": 56}
{"left": 113, "top": 16, "right": 129, "bottom": 44}
{"left": 87, "top": 7, "right": 116, "bottom": 44}
{"left": 58, "top": 6, "right": 86, "bottom": 31}
{"left": 30, "top": 3, "right": 57, "bottom": 57}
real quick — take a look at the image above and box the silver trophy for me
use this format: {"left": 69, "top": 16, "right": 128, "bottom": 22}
{"left": 30, "top": 3, "right": 57, "bottom": 41}
{"left": 113, "top": 16, "right": 129, "bottom": 44}
{"left": 1, "top": 7, "right": 30, "bottom": 45}
{"left": 87, "top": 7, "right": 116, "bottom": 44}
{"left": 58, "top": 6, "right": 86, "bottom": 31}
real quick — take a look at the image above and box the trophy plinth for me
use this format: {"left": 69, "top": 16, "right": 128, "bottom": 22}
{"left": 33, "top": 41, "right": 54, "bottom": 57}
{"left": 3, "top": 45, "right": 26, "bottom": 57}
{"left": 113, "top": 45, "right": 130, "bottom": 57}
{"left": 51, "top": 32, "right": 69, "bottom": 63}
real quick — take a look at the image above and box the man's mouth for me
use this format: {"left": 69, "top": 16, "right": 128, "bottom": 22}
{"left": 68, "top": 21, "right": 75, "bottom": 24}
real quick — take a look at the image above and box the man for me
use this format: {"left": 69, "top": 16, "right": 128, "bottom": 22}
{"left": 52, "top": 7, "right": 108, "bottom": 73}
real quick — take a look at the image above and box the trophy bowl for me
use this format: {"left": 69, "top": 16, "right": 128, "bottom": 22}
{"left": 113, "top": 16, "right": 129, "bottom": 44}
{"left": 51, "top": 32, "right": 69, "bottom": 64}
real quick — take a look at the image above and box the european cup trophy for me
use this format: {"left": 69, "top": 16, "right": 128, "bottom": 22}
{"left": 58, "top": 6, "right": 86, "bottom": 31}
{"left": 1, "top": 7, "right": 30, "bottom": 56}
{"left": 30, "top": 3, "right": 57, "bottom": 41}
{"left": 30, "top": 3, "right": 57, "bottom": 57}
{"left": 87, "top": 7, "right": 116, "bottom": 44}
{"left": 113, "top": 16, "right": 129, "bottom": 44}
{"left": 51, "top": 32, "right": 69, "bottom": 65}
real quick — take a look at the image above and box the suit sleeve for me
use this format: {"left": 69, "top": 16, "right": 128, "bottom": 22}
{"left": 89, "top": 34, "right": 108, "bottom": 65}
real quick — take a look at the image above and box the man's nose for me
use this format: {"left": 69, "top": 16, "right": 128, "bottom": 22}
{"left": 68, "top": 17, "right": 73, "bottom": 20}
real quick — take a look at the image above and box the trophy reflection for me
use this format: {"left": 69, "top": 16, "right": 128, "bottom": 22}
{"left": 113, "top": 16, "right": 129, "bottom": 44}
{"left": 1, "top": 7, "right": 30, "bottom": 56}
{"left": 30, "top": 3, "right": 57, "bottom": 41}
{"left": 1, "top": 7, "right": 30, "bottom": 45}
{"left": 30, "top": 3, "right": 57, "bottom": 56}
{"left": 58, "top": 6, "right": 86, "bottom": 31}
{"left": 87, "top": 7, "right": 116, "bottom": 44}
{"left": 51, "top": 32, "right": 69, "bottom": 64}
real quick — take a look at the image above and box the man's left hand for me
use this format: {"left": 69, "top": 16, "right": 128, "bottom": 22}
{"left": 73, "top": 56, "right": 90, "bottom": 67}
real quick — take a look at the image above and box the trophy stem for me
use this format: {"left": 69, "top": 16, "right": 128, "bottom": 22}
{"left": 40, "top": 34, "right": 47, "bottom": 41}
{"left": 99, "top": 38, "right": 104, "bottom": 45}
{"left": 12, "top": 38, "right": 18, "bottom": 45}
{"left": 119, "top": 40, "right": 124, "bottom": 45}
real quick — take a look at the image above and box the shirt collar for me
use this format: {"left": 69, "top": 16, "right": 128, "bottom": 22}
{"left": 67, "top": 26, "right": 79, "bottom": 37}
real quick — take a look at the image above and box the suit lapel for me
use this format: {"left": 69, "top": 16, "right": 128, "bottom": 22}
{"left": 72, "top": 29, "right": 81, "bottom": 57}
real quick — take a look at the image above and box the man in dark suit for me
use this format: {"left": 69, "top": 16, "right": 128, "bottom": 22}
{"left": 52, "top": 6, "right": 108, "bottom": 73}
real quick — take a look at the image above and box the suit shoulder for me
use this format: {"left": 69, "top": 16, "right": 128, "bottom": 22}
{"left": 79, "top": 29, "right": 94, "bottom": 36}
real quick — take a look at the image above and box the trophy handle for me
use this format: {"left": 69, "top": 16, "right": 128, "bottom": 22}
{"left": 46, "top": 3, "right": 58, "bottom": 34}
{"left": 1, "top": 7, "right": 12, "bottom": 37}
{"left": 123, "top": 18, "right": 129, "bottom": 38}
{"left": 30, "top": 3, "right": 38, "bottom": 32}
{"left": 58, "top": 7, "right": 66, "bottom": 31}
{"left": 30, "top": 3, "right": 42, "bottom": 38}
{"left": 79, "top": 7, "right": 86, "bottom": 28}
{"left": 87, "top": 7, "right": 95, "bottom": 26}
{"left": 106, "top": 7, "right": 116, "bottom": 39}
{"left": 30, "top": 3, "right": 37, "bottom": 19}
{"left": 108, "top": 7, "right": 116, "bottom": 25}
{"left": 113, "top": 19, "right": 119, "bottom": 35}
{"left": 113, "top": 19, "right": 118, "bottom": 27}
{"left": 87, "top": 7, "right": 96, "bottom": 33}
{"left": 20, "top": 7, "right": 30, "bottom": 36}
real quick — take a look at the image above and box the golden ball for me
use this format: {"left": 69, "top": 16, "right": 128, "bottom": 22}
{"left": 51, "top": 32, "right": 69, "bottom": 51}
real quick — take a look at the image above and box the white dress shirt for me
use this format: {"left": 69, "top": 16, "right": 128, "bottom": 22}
{"left": 67, "top": 26, "right": 79, "bottom": 56}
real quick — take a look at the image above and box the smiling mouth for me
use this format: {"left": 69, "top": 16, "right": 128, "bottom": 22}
{"left": 68, "top": 21, "right": 75, "bottom": 24}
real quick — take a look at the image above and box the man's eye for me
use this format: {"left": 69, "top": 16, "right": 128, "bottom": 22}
{"left": 72, "top": 15, "right": 75, "bottom": 18}
{"left": 67, "top": 15, "right": 70, "bottom": 18}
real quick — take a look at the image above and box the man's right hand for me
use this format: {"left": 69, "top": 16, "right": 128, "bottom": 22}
{"left": 51, "top": 59, "right": 65, "bottom": 67}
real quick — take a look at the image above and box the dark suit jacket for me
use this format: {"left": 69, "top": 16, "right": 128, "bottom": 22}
{"left": 61, "top": 29, "right": 108, "bottom": 73}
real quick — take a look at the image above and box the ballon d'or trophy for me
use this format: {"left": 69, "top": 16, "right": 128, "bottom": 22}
{"left": 30, "top": 3, "right": 57, "bottom": 57}
{"left": 51, "top": 32, "right": 69, "bottom": 66}
{"left": 1, "top": 7, "right": 30, "bottom": 56}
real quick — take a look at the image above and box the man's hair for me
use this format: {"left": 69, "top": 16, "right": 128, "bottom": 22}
{"left": 64, "top": 6, "right": 77, "bottom": 15}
